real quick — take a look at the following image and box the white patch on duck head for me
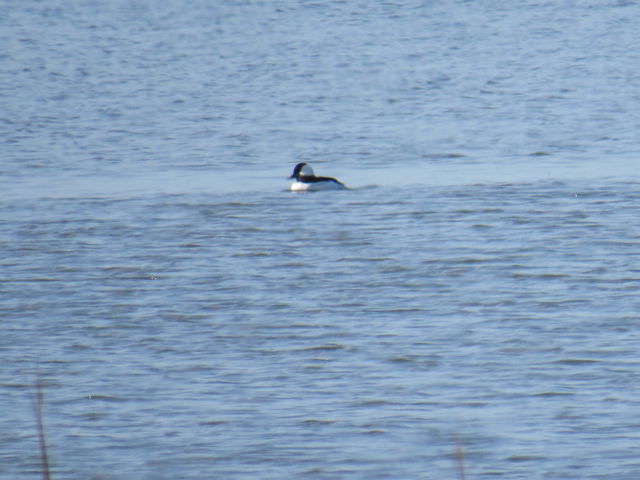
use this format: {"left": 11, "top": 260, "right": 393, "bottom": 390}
{"left": 300, "top": 163, "right": 315, "bottom": 177}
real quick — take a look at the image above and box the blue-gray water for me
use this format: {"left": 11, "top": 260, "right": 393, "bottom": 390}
{"left": 2, "top": 1, "right": 640, "bottom": 479}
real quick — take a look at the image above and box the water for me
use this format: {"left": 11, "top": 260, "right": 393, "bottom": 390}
{"left": 2, "top": 1, "right": 640, "bottom": 479}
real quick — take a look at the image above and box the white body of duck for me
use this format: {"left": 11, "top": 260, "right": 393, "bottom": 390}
{"left": 289, "top": 163, "right": 346, "bottom": 191}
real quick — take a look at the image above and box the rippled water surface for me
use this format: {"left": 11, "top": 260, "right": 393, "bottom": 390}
{"left": 3, "top": 1, "right": 640, "bottom": 479}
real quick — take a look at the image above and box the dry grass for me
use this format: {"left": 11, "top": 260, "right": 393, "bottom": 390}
{"left": 452, "top": 434, "right": 466, "bottom": 480}
{"left": 30, "top": 373, "right": 469, "bottom": 480}
{"left": 33, "top": 375, "right": 51, "bottom": 480}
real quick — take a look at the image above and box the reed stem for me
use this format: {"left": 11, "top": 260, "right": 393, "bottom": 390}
{"left": 453, "top": 434, "right": 466, "bottom": 480}
{"left": 34, "top": 375, "right": 51, "bottom": 480}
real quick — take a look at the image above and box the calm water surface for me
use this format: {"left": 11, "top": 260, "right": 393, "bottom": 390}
{"left": 2, "top": 1, "right": 640, "bottom": 479}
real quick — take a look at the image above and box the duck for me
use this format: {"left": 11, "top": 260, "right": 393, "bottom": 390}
{"left": 289, "top": 163, "right": 346, "bottom": 191}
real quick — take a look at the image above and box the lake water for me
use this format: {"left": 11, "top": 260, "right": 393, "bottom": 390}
{"left": 2, "top": 1, "right": 640, "bottom": 479}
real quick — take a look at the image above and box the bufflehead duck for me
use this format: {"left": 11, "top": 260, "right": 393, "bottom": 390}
{"left": 289, "top": 163, "right": 346, "bottom": 191}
